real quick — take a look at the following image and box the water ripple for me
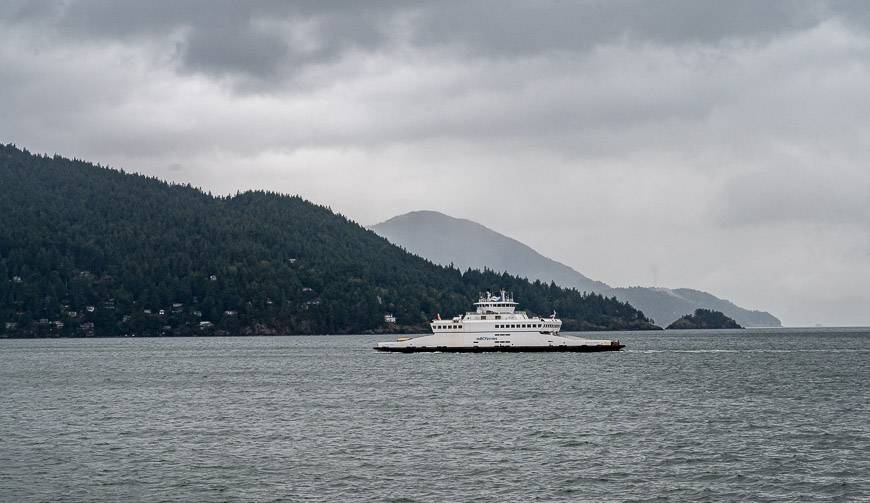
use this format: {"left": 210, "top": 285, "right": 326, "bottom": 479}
{"left": 1, "top": 329, "right": 868, "bottom": 502}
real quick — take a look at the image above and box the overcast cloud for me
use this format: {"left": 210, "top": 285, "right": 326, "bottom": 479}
{"left": 2, "top": 0, "right": 870, "bottom": 326}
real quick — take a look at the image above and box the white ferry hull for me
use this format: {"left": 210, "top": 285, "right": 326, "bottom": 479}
{"left": 374, "top": 343, "right": 624, "bottom": 353}
{"left": 374, "top": 333, "right": 624, "bottom": 353}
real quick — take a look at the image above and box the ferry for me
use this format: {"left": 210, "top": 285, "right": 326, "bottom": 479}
{"left": 374, "top": 291, "right": 624, "bottom": 353}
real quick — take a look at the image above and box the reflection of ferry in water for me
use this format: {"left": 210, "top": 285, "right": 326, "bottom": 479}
{"left": 374, "top": 290, "right": 624, "bottom": 353}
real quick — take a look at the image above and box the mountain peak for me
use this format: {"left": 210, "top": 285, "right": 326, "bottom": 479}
{"left": 372, "top": 210, "right": 609, "bottom": 293}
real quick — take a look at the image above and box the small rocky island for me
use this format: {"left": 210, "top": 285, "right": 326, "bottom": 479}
{"left": 667, "top": 308, "right": 743, "bottom": 329}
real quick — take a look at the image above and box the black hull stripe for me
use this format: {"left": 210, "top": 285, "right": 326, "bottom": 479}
{"left": 373, "top": 345, "right": 625, "bottom": 353}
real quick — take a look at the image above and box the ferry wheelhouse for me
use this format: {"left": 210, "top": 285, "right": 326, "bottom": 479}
{"left": 374, "top": 291, "right": 624, "bottom": 353}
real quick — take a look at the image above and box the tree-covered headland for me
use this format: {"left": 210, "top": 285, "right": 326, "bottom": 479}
{"left": 667, "top": 309, "right": 743, "bottom": 330}
{"left": 0, "top": 144, "right": 659, "bottom": 337}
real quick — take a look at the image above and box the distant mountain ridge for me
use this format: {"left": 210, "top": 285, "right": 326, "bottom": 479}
{"left": 371, "top": 211, "right": 781, "bottom": 327}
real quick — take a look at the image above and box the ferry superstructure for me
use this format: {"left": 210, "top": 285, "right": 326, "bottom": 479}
{"left": 374, "top": 291, "right": 624, "bottom": 352}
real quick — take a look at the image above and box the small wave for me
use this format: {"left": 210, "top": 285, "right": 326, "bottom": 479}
{"left": 628, "top": 349, "right": 870, "bottom": 353}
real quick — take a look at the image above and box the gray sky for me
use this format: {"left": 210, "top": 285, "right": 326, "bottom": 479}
{"left": 2, "top": 0, "right": 869, "bottom": 326}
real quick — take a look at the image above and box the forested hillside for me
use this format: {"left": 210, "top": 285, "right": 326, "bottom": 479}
{"left": 0, "top": 144, "right": 658, "bottom": 337}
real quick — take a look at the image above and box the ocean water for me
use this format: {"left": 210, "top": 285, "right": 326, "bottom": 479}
{"left": 0, "top": 329, "right": 868, "bottom": 502}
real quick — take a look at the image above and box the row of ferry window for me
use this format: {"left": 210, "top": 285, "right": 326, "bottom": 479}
{"left": 434, "top": 323, "right": 557, "bottom": 330}
{"left": 495, "top": 323, "right": 556, "bottom": 329}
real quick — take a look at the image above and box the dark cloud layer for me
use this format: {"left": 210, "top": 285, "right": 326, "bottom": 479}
{"left": 5, "top": 0, "right": 868, "bottom": 83}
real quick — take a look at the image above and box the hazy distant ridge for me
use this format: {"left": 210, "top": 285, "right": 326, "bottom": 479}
{"left": 372, "top": 211, "right": 781, "bottom": 327}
